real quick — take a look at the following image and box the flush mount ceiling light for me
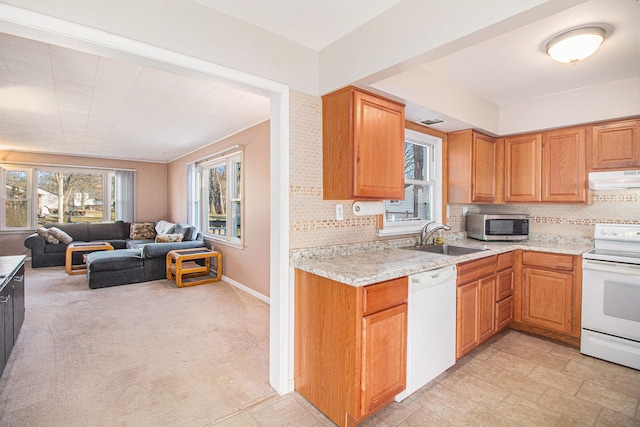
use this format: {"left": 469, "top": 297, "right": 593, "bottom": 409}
{"left": 546, "top": 27, "right": 606, "bottom": 64}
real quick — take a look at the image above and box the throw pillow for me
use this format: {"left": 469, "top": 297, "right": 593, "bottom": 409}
{"left": 37, "top": 227, "right": 59, "bottom": 244}
{"left": 173, "top": 222, "right": 196, "bottom": 241}
{"left": 48, "top": 227, "right": 73, "bottom": 244}
{"left": 155, "top": 220, "right": 176, "bottom": 235}
{"left": 155, "top": 233, "right": 184, "bottom": 243}
{"left": 130, "top": 222, "right": 156, "bottom": 240}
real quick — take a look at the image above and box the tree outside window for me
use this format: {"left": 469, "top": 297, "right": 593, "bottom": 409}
{"left": 4, "top": 170, "right": 29, "bottom": 228}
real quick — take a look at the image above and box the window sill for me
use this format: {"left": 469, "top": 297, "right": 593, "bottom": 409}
{"left": 203, "top": 234, "right": 243, "bottom": 249}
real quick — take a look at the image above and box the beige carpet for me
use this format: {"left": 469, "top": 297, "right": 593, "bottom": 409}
{"left": 0, "top": 263, "right": 275, "bottom": 426}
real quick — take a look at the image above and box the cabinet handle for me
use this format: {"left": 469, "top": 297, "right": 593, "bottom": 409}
{"left": 0, "top": 295, "right": 10, "bottom": 304}
{"left": 14, "top": 275, "right": 24, "bottom": 282}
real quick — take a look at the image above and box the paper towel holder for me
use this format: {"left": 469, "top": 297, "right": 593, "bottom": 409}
{"left": 352, "top": 201, "right": 386, "bottom": 216}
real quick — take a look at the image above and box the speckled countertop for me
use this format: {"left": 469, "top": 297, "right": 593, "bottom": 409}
{"left": 290, "top": 235, "right": 593, "bottom": 287}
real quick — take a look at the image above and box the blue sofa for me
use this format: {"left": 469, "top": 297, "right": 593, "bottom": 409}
{"left": 24, "top": 221, "right": 206, "bottom": 287}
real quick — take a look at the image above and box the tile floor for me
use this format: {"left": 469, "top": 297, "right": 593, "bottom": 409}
{"left": 215, "top": 330, "right": 640, "bottom": 426}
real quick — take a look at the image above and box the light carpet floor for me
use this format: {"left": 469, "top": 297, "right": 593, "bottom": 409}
{"left": 0, "top": 263, "right": 275, "bottom": 426}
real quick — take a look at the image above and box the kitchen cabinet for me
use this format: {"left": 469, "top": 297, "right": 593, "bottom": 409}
{"left": 294, "top": 269, "right": 407, "bottom": 426}
{"left": 495, "top": 251, "right": 515, "bottom": 332}
{"left": 504, "top": 134, "right": 542, "bottom": 202}
{"left": 590, "top": 119, "right": 640, "bottom": 170}
{"left": 0, "top": 256, "right": 26, "bottom": 376}
{"left": 542, "top": 127, "right": 587, "bottom": 202}
{"left": 504, "top": 128, "right": 587, "bottom": 203}
{"left": 322, "top": 86, "right": 405, "bottom": 200}
{"left": 447, "top": 130, "right": 501, "bottom": 203}
{"left": 456, "top": 255, "right": 497, "bottom": 358}
{"left": 512, "top": 251, "right": 582, "bottom": 347}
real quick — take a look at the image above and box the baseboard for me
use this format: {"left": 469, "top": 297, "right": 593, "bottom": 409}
{"left": 222, "top": 275, "right": 270, "bottom": 305}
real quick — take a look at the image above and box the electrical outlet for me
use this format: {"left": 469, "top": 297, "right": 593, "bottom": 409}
{"left": 336, "top": 204, "right": 344, "bottom": 221}
{"left": 462, "top": 205, "right": 468, "bottom": 215}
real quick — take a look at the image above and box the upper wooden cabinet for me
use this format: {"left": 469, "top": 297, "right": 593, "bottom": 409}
{"left": 504, "top": 134, "right": 542, "bottom": 202}
{"left": 542, "top": 127, "right": 587, "bottom": 202}
{"left": 504, "top": 127, "right": 587, "bottom": 203}
{"left": 322, "top": 86, "right": 405, "bottom": 200}
{"left": 590, "top": 119, "right": 640, "bottom": 170}
{"left": 447, "top": 130, "right": 501, "bottom": 203}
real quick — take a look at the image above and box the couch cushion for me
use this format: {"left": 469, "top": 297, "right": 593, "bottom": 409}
{"left": 155, "top": 233, "right": 183, "bottom": 243}
{"left": 126, "top": 239, "right": 154, "bottom": 249}
{"left": 88, "top": 221, "right": 128, "bottom": 241}
{"left": 173, "top": 222, "right": 197, "bottom": 241}
{"left": 43, "top": 243, "right": 68, "bottom": 254}
{"left": 45, "top": 222, "right": 90, "bottom": 242}
{"left": 155, "top": 220, "right": 176, "bottom": 234}
{"left": 37, "top": 227, "right": 59, "bottom": 244}
{"left": 86, "top": 249, "right": 143, "bottom": 272}
{"left": 130, "top": 222, "right": 156, "bottom": 240}
{"left": 48, "top": 227, "right": 73, "bottom": 244}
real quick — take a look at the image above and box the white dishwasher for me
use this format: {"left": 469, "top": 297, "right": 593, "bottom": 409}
{"left": 396, "top": 264, "right": 457, "bottom": 401}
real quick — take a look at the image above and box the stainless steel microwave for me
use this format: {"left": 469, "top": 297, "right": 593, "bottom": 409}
{"left": 466, "top": 213, "right": 529, "bottom": 241}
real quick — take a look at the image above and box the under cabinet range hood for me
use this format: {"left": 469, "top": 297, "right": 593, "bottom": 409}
{"left": 588, "top": 170, "right": 640, "bottom": 189}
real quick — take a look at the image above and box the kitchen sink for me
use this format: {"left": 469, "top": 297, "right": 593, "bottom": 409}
{"left": 403, "top": 244, "right": 487, "bottom": 256}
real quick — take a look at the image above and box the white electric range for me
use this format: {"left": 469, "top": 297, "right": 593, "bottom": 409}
{"left": 581, "top": 223, "right": 640, "bottom": 370}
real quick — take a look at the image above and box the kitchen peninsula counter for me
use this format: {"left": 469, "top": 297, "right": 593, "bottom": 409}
{"left": 290, "top": 237, "right": 593, "bottom": 287}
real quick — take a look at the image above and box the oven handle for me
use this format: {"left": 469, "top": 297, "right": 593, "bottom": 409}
{"left": 583, "top": 259, "right": 640, "bottom": 276}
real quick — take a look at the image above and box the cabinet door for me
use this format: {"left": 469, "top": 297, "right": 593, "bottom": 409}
{"left": 456, "top": 282, "right": 478, "bottom": 359}
{"left": 0, "top": 285, "right": 12, "bottom": 372}
{"left": 522, "top": 267, "right": 573, "bottom": 334}
{"left": 496, "top": 296, "right": 514, "bottom": 332}
{"left": 542, "top": 127, "right": 587, "bottom": 202}
{"left": 12, "top": 265, "right": 25, "bottom": 341}
{"left": 591, "top": 119, "right": 640, "bottom": 170}
{"left": 361, "top": 303, "right": 407, "bottom": 416}
{"left": 505, "top": 134, "right": 542, "bottom": 202}
{"left": 472, "top": 134, "right": 497, "bottom": 203}
{"left": 478, "top": 276, "right": 496, "bottom": 343}
{"left": 353, "top": 90, "right": 405, "bottom": 199}
{"left": 496, "top": 268, "right": 514, "bottom": 301}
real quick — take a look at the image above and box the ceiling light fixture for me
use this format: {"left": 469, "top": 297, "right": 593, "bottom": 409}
{"left": 545, "top": 27, "right": 606, "bottom": 64}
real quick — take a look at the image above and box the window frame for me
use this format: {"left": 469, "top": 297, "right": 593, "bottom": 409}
{"left": 0, "top": 164, "right": 134, "bottom": 232}
{"left": 197, "top": 150, "right": 244, "bottom": 248}
{"left": 378, "top": 129, "right": 443, "bottom": 237}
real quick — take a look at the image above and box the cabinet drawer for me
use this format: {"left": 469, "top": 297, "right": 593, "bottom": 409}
{"left": 362, "top": 277, "right": 408, "bottom": 316}
{"left": 496, "top": 268, "right": 514, "bottom": 301}
{"left": 497, "top": 251, "right": 515, "bottom": 271}
{"left": 457, "top": 256, "right": 497, "bottom": 285}
{"left": 522, "top": 251, "right": 574, "bottom": 271}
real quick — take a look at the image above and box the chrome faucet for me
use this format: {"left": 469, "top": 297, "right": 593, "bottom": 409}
{"left": 420, "top": 222, "right": 451, "bottom": 245}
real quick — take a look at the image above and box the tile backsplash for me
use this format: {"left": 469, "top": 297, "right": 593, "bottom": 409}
{"left": 449, "top": 189, "right": 640, "bottom": 239}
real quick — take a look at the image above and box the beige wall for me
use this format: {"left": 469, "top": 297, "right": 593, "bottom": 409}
{"left": 0, "top": 150, "right": 168, "bottom": 256}
{"left": 167, "top": 121, "right": 270, "bottom": 297}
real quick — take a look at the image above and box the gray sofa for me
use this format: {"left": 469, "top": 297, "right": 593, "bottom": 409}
{"left": 24, "top": 221, "right": 206, "bottom": 287}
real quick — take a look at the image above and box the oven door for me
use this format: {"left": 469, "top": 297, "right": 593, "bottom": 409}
{"left": 582, "top": 259, "right": 640, "bottom": 341}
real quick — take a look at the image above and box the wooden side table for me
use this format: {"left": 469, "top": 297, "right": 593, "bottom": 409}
{"left": 166, "top": 247, "right": 222, "bottom": 288}
{"left": 65, "top": 242, "right": 114, "bottom": 275}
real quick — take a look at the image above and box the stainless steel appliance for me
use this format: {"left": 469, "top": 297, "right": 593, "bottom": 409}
{"left": 466, "top": 213, "right": 529, "bottom": 241}
{"left": 581, "top": 223, "right": 640, "bottom": 370}
{"left": 396, "top": 265, "right": 456, "bottom": 401}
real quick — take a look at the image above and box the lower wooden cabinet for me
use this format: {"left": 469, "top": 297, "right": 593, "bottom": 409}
{"left": 456, "top": 256, "right": 498, "bottom": 359}
{"left": 512, "top": 251, "right": 582, "bottom": 346}
{"left": 294, "top": 269, "right": 407, "bottom": 427}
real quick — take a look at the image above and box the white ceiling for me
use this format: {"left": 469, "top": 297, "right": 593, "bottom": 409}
{"left": 192, "top": 0, "right": 403, "bottom": 51}
{"left": 0, "top": 0, "right": 638, "bottom": 162}
{"left": 0, "top": 33, "right": 271, "bottom": 163}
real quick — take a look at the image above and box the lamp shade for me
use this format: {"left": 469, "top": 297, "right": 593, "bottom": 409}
{"left": 546, "top": 27, "right": 606, "bottom": 64}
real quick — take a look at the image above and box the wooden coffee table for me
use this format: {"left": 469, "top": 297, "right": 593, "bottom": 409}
{"left": 166, "top": 247, "right": 222, "bottom": 287}
{"left": 65, "top": 242, "right": 114, "bottom": 275}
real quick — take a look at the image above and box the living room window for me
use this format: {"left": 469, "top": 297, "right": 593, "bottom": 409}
{"left": 193, "top": 149, "right": 243, "bottom": 246}
{"left": 0, "top": 165, "right": 135, "bottom": 231}
{"left": 378, "top": 129, "right": 443, "bottom": 236}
